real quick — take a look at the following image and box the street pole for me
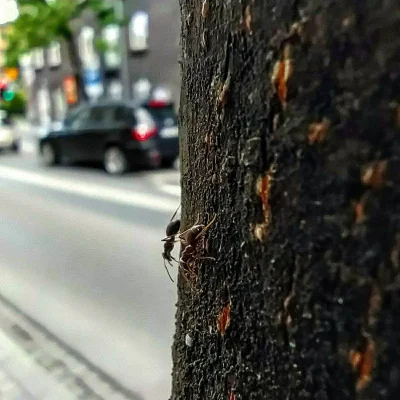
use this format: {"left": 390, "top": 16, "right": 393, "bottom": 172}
{"left": 115, "top": 0, "right": 131, "bottom": 101}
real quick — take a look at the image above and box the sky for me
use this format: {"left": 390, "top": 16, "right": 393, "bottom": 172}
{"left": 0, "top": 0, "right": 19, "bottom": 25}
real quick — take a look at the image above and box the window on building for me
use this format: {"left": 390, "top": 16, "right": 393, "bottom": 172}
{"left": 102, "top": 24, "right": 121, "bottom": 69}
{"left": 108, "top": 79, "right": 122, "bottom": 100}
{"left": 78, "top": 26, "right": 97, "bottom": 67}
{"left": 33, "top": 48, "right": 45, "bottom": 69}
{"left": 47, "top": 41, "right": 61, "bottom": 68}
{"left": 129, "top": 11, "right": 149, "bottom": 52}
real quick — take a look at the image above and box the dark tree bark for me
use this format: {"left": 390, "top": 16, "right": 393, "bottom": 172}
{"left": 172, "top": 0, "right": 400, "bottom": 399}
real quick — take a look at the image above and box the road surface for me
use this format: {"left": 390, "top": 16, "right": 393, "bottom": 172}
{"left": 0, "top": 147, "right": 181, "bottom": 399}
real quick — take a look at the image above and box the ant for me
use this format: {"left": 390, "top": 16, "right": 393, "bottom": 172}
{"left": 178, "top": 214, "right": 217, "bottom": 280}
{"left": 161, "top": 205, "right": 181, "bottom": 282}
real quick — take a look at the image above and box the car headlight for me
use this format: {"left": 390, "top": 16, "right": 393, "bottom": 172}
{"left": 0, "top": 129, "right": 12, "bottom": 141}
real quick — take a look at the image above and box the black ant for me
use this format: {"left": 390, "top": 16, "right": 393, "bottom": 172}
{"left": 161, "top": 205, "right": 181, "bottom": 282}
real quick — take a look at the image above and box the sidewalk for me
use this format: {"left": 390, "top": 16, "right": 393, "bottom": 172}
{"left": 0, "top": 330, "right": 73, "bottom": 399}
{"left": 0, "top": 294, "right": 143, "bottom": 400}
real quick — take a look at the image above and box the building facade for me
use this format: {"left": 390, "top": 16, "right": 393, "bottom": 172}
{"left": 24, "top": 0, "right": 180, "bottom": 126}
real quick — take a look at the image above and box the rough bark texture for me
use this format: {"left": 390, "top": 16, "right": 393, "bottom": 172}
{"left": 173, "top": 1, "right": 400, "bottom": 399}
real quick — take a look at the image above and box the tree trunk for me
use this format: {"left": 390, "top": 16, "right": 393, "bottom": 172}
{"left": 65, "top": 35, "right": 87, "bottom": 103}
{"left": 172, "top": 0, "right": 400, "bottom": 399}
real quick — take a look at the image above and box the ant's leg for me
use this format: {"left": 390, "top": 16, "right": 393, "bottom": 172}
{"left": 167, "top": 259, "right": 175, "bottom": 266}
{"left": 164, "top": 260, "right": 174, "bottom": 282}
{"left": 195, "top": 214, "right": 217, "bottom": 240}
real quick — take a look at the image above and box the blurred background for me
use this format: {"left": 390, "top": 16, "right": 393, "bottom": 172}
{"left": 0, "top": 1, "right": 181, "bottom": 399}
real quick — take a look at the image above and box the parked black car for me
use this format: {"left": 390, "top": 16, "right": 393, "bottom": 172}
{"left": 39, "top": 100, "right": 179, "bottom": 174}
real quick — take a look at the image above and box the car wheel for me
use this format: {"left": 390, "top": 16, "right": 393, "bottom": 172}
{"left": 104, "top": 146, "right": 128, "bottom": 175}
{"left": 41, "top": 142, "right": 58, "bottom": 166}
{"left": 11, "top": 140, "right": 19, "bottom": 153}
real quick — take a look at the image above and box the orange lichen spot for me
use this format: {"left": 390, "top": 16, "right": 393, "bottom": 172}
{"left": 353, "top": 193, "right": 369, "bottom": 224}
{"left": 308, "top": 118, "right": 330, "bottom": 144}
{"left": 217, "top": 301, "right": 231, "bottom": 336}
{"left": 396, "top": 104, "right": 400, "bottom": 128}
{"left": 361, "top": 160, "right": 387, "bottom": 189}
{"left": 253, "top": 222, "right": 268, "bottom": 241}
{"left": 243, "top": 5, "right": 252, "bottom": 33}
{"left": 256, "top": 171, "right": 272, "bottom": 221}
{"left": 353, "top": 200, "right": 365, "bottom": 224}
{"left": 217, "top": 75, "right": 231, "bottom": 111}
{"left": 253, "top": 171, "right": 273, "bottom": 240}
{"left": 349, "top": 349, "right": 362, "bottom": 370}
{"left": 349, "top": 338, "right": 375, "bottom": 392}
{"left": 271, "top": 44, "right": 292, "bottom": 107}
{"left": 201, "top": 0, "right": 209, "bottom": 18}
{"left": 283, "top": 293, "right": 293, "bottom": 311}
{"left": 368, "top": 286, "right": 382, "bottom": 327}
{"left": 390, "top": 233, "right": 400, "bottom": 269}
{"left": 290, "top": 21, "right": 302, "bottom": 35}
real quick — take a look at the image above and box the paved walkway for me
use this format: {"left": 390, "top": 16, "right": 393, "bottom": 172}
{"left": 0, "top": 329, "right": 72, "bottom": 399}
{"left": 0, "top": 294, "right": 143, "bottom": 400}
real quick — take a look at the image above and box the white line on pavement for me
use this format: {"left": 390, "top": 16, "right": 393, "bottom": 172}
{"left": 148, "top": 172, "right": 180, "bottom": 197}
{"left": 20, "top": 141, "right": 37, "bottom": 154}
{"left": 0, "top": 165, "right": 179, "bottom": 213}
{"left": 160, "top": 184, "right": 181, "bottom": 197}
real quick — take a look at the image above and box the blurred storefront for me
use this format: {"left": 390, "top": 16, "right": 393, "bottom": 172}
{"left": 25, "top": 0, "right": 180, "bottom": 125}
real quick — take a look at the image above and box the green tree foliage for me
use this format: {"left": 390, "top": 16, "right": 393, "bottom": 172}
{"left": 0, "top": 91, "right": 26, "bottom": 115}
{"left": 5, "top": 0, "right": 120, "bottom": 66}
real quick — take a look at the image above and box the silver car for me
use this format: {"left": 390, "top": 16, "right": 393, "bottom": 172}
{"left": 0, "top": 111, "right": 19, "bottom": 152}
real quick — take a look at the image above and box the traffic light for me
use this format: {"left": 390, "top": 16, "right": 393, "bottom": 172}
{"left": 2, "top": 88, "right": 15, "bottom": 102}
{"left": 0, "top": 82, "right": 15, "bottom": 102}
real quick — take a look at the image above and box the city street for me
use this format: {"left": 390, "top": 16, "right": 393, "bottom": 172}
{"left": 0, "top": 146, "right": 181, "bottom": 399}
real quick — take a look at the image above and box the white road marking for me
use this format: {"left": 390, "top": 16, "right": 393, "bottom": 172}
{"left": 149, "top": 172, "right": 181, "bottom": 198}
{"left": 160, "top": 184, "right": 181, "bottom": 197}
{"left": 20, "top": 140, "right": 37, "bottom": 154}
{"left": 0, "top": 165, "right": 179, "bottom": 212}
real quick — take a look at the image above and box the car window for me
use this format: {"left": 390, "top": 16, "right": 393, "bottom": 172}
{"left": 64, "top": 106, "right": 84, "bottom": 126}
{"left": 69, "top": 107, "right": 90, "bottom": 129}
{"left": 99, "top": 106, "right": 126, "bottom": 124}
{"left": 113, "top": 106, "right": 128, "bottom": 122}
{"left": 87, "top": 106, "right": 106, "bottom": 122}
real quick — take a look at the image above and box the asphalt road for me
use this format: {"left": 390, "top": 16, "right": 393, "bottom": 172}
{"left": 0, "top": 148, "right": 181, "bottom": 399}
